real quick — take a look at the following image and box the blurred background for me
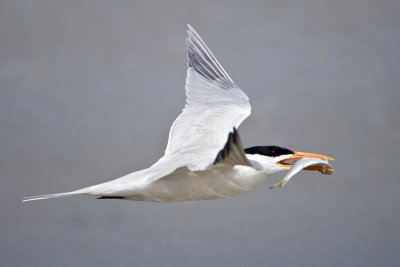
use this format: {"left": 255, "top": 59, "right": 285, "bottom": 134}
{"left": 1, "top": 0, "right": 399, "bottom": 266}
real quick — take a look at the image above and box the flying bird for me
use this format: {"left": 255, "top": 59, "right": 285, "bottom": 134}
{"left": 23, "top": 25, "right": 334, "bottom": 203}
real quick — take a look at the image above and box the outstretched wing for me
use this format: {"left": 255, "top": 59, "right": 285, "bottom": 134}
{"left": 160, "top": 25, "right": 251, "bottom": 171}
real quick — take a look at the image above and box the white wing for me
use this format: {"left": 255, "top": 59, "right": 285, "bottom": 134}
{"left": 159, "top": 25, "right": 251, "bottom": 172}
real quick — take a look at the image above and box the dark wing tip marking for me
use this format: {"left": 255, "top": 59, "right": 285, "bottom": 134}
{"left": 214, "top": 128, "right": 251, "bottom": 166}
{"left": 186, "top": 25, "right": 236, "bottom": 89}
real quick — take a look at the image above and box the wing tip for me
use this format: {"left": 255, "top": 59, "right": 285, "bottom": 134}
{"left": 186, "top": 24, "right": 200, "bottom": 47}
{"left": 185, "top": 24, "right": 236, "bottom": 89}
{"left": 187, "top": 24, "right": 198, "bottom": 35}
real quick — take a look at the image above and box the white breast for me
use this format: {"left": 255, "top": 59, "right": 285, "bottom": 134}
{"left": 127, "top": 165, "right": 269, "bottom": 202}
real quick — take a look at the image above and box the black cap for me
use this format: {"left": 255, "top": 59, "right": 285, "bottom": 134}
{"left": 244, "top": 146, "right": 294, "bottom": 157}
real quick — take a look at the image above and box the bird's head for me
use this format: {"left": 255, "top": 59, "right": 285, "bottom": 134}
{"left": 244, "top": 146, "right": 334, "bottom": 174}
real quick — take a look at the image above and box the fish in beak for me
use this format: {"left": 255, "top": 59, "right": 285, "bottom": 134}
{"left": 272, "top": 151, "right": 334, "bottom": 189}
{"left": 278, "top": 151, "right": 334, "bottom": 174}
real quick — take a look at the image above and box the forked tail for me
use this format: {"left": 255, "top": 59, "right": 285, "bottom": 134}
{"left": 22, "top": 168, "right": 150, "bottom": 202}
{"left": 22, "top": 191, "right": 84, "bottom": 202}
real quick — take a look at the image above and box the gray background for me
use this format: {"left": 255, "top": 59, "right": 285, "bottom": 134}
{"left": 1, "top": 0, "right": 399, "bottom": 266}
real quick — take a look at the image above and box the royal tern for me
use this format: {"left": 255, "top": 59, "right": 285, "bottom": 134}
{"left": 23, "top": 25, "right": 334, "bottom": 203}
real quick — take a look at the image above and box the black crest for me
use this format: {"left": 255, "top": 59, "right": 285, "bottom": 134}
{"left": 244, "top": 146, "right": 294, "bottom": 158}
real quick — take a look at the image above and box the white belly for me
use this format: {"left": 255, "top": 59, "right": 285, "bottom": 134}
{"left": 127, "top": 165, "right": 268, "bottom": 202}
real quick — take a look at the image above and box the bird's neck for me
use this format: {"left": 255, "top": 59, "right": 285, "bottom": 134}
{"left": 245, "top": 153, "right": 281, "bottom": 174}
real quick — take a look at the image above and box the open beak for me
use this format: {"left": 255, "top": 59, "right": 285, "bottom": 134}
{"left": 278, "top": 151, "right": 335, "bottom": 175}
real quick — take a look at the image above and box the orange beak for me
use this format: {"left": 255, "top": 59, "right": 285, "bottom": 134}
{"left": 278, "top": 151, "right": 334, "bottom": 174}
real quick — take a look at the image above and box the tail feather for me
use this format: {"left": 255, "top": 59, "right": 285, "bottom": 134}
{"left": 22, "top": 191, "right": 83, "bottom": 202}
{"left": 22, "top": 171, "right": 144, "bottom": 202}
